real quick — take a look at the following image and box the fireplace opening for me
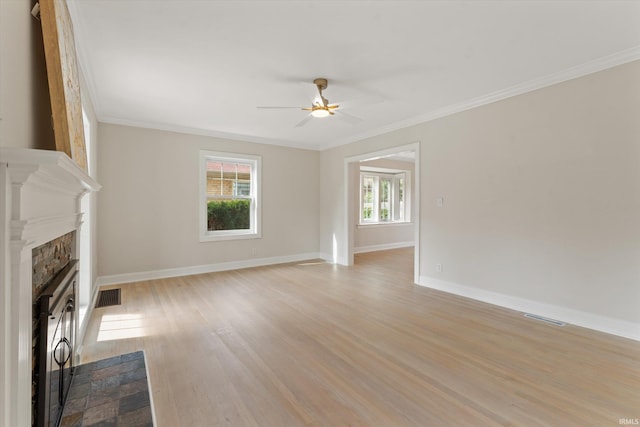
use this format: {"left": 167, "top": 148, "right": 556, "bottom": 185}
{"left": 33, "top": 260, "right": 77, "bottom": 427}
{"left": 31, "top": 232, "right": 77, "bottom": 427}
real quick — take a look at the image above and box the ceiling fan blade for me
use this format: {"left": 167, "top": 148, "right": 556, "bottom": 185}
{"left": 334, "top": 110, "right": 363, "bottom": 125}
{"left": 294, "top": 114, "right": 313, "bottom": 128}
{"left": 257, "top": 106, "right": 303, "bottom": 109}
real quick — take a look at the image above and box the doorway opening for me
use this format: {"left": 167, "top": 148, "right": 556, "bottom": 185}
{"left": 343, "top": 142, "right": 420, "bottom": 283}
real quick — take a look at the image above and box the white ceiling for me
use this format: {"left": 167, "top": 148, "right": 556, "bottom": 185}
{"left": 67, "top": 1, "right": 640, "bottom": 151}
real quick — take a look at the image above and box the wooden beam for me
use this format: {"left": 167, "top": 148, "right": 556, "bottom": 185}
{"left": 39, "top": 0, "right": 87, "bottom": 172}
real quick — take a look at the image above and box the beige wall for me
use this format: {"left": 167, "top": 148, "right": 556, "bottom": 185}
{"left": 97, "top": 123, "right": 320, "bottom": 276}
{"left": 321, "top": 60, "right": 640, "bottom": 327}
{"left": 0, "top": 0, "right": 55, "bottom": 149}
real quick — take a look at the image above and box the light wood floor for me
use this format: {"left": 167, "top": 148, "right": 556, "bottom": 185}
{"left": 81, "top": 248, "right": 640, "bottom": 426}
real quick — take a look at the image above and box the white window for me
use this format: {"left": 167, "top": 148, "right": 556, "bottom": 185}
{"left": 200, "top": 151, "right": 261, "bottom": 241}
{"left": 359, "top": 171, "right": 409, "bottom": 224}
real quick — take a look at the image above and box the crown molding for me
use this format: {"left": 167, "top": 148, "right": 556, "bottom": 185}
{"left": 98, "top": 115, "right": 323, "bottom": 151}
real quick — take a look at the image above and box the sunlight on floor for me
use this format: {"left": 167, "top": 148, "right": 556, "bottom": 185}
{"left": 296, "top": 261, "right": 326, "bottom": 266}
{"left": 97, "top": 313, "right": 147, "bottom": 342}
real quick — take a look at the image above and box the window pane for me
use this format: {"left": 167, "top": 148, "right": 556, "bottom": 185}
{"left": 380, "top": 178, "right": 391, "bottom": 221}
{"left": 233, "top": 181, "right": 250, "bottom": 196}
{"left": 396, "top": 176, "right": 404, "bottom": 221}
{"left": 362, "top": 176, "right": 375, "bottom": 220}
{"left": 207, "top": 160, "right": 252, "bottom": 198}
{"left": 207, "top": 198, "right": 251, "bottom": 231}
{"left": 206, "top": 161, "right": 223, "bottom": 196}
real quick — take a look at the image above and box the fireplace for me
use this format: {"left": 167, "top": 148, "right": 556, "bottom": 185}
{"left": 0, "top": 148, "right": 100, "bottom": 427}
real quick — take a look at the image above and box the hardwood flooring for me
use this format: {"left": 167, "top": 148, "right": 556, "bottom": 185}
{"left": 80, "top": 248, "right": 640, "bottom": 426}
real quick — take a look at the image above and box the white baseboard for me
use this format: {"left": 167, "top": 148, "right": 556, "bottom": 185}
{"left": 96, "top": 252, "right": 324, "bottom": 286}
{"left": 142, "top": 350, "right": 157, "bottom": 427}
{"left": 318, "top": 253, "right": 335, "bottom": 263}
{"left": 354, "top": 241, "right": 414, "bottom": 254}
{"left": 418, "top": 276, "right": 640, "bottom": 341}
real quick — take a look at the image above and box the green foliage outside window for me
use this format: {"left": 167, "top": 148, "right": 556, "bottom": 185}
{"left": 207, "top": 200, "right": 250, "bottom": 231}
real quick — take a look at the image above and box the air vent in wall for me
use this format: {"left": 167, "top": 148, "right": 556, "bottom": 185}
{"left": 524, "top": 313, "right": 566, "bottom": 326}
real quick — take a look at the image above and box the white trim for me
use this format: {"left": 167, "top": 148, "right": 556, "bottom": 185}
{"left": 319, "top": 252, "right": 349, "bottom": 266}
{"left": 0, "top": 156, "right": 10, "bottom": 427}
{"left": 11, "top": 214, "right": 83, "bottom": 248}
{"left": 76, "top": 280, "right": 100, "bottom": 362}
{"left": 354, "top": 241, "right": 414, "bottom": 254}
{"left": 96, "top": 252, "right": 323, "bottom": 286}
{"left": 100, "top": 115, "right": 322, "bottom": 150}
{"left": 360, "top": 166, "right": 407, "bottom": 174}
{"left": 200, "top": 229, "right": 261, "bottom": 242}
{"left": 319, "top": 253, "right": 353, "bottom": 265}
{"left": 357, "top": 221, "right": 413, "bottom": 229}
{"left": 417, "top": 276, "right": 640, "bottom": 341}
{"left": 142, "top": 350, "right": 158, "bottom": 427}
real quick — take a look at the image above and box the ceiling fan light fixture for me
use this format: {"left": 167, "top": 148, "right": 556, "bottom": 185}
{"left": 311, "top": 108, "right": 330, "bottom": 118}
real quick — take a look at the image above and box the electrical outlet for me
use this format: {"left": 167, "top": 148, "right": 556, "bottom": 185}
{"left": 436, "top": 263, "right": 443, "bottom": 273}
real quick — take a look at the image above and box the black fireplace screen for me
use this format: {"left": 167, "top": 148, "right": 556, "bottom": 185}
{"left": 35, "top": 260, "right": 77, "bottom": 427}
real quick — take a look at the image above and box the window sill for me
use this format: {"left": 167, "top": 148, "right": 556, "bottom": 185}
{"left": 200, "top": 230, "right": 261, "bottom": 242}
{"left": 357, "top": 222, "right": 413, "bottom": 229}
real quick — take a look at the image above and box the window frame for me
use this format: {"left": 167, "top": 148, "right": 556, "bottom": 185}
{"left": 199, "top": 150, "right": 262, "bottom": 241}
{"left": 359, "top": 170, "right": 410, "bottom": 225}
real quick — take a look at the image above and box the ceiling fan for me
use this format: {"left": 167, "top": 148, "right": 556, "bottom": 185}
{"left": 257, "top": 78, "right": 364, "bottom": 127}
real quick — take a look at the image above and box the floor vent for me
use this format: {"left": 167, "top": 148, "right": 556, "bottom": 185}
{"left": 95, "top": 288, "right": 121, "bottom": 308}
{"left": 524, "top": 313, "right": 566, "bottom": 326}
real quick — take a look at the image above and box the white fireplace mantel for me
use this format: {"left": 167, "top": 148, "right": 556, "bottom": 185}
{"left": 0, "top": 148, "right": 100, "bottom": 427}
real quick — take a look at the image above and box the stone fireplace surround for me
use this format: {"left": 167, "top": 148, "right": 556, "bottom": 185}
{"left": 1, "top": 148, "right": 100, "bottom": 427}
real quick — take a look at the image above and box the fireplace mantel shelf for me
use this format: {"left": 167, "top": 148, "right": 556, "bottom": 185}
{"left": 0, "top": 147, "right": 100, "bottom": 192}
